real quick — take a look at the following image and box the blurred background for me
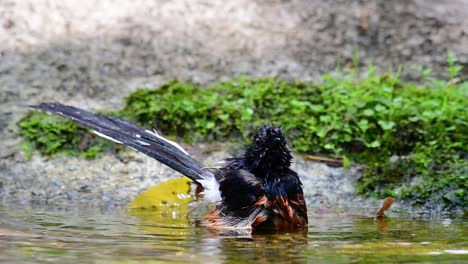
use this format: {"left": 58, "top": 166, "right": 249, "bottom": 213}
{"left": 2, "top": 1, "right": 467, "bottom": 107}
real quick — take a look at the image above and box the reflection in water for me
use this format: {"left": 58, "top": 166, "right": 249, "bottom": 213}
{"left": 0, "top": 204, "right": 467, "bottom": 263}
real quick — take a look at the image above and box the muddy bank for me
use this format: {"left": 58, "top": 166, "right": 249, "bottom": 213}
{"left": 1, "top": 0, "right": 467, "bottom": 208}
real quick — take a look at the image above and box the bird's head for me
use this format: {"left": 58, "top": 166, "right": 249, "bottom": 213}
{"left": 244, "top": 124, "right": 293, "bottom": 177}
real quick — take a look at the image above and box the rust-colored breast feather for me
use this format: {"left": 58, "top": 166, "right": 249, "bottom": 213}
{"left": 251, "top": 196, "right": 269, "bottom": 227}
{"left": 203, "top": 197, "right": 270, "bottom": 230}
{"left": 203, "top": 194, "right": 307, "bottom": 231}
{"left": 204, "top": 209, "right": 223, "bottom": 227}
{"left": 269, "top": 194, "right": 308, "bottom": 230}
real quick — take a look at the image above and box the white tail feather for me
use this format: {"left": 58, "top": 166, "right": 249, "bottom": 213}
{"left": 93, "top": 130, "right": 122, "bottom": 144}
{"left": 145, "top": 129, "right": 190, "bottom": 155}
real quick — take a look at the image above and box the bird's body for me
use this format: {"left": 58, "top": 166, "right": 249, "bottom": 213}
{"left": 32, "top": 103, "right": 307, "bottom": 232}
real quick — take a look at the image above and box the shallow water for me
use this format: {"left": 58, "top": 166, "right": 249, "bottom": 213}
{"left": 0, "top": 204, "right": 467, "bottom": 263}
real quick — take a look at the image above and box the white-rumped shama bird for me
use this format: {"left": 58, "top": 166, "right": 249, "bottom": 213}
{"left": 32, "top": 103, "right": 308, "bottom": 232}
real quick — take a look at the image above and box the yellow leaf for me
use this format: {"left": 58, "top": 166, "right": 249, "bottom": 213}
{"left": 127, "top": 177, "right": 194, "bottom": 209}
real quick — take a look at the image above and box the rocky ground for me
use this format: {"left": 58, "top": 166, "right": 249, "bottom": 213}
{"left": 1, "top": 0, "right": 467, "bottom": 210}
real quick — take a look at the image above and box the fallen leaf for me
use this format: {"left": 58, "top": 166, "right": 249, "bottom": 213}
{"left": 375, "top": 197, "right": 394, "bottom": 217}
{"left": 128, "top": 177, "right": 194, "bottom": 209}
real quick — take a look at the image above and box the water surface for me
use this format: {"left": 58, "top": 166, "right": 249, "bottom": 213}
{"left": 0, "top": 204, "right": 467, "bottom": 263}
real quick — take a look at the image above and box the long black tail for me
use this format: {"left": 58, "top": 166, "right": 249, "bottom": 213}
{"left": 31, "top": 102, "right": 212, "bottom": 184}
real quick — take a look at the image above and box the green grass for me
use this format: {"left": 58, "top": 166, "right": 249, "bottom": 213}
{"left": 18, "top": 62, "right": 468, "bottom": 210}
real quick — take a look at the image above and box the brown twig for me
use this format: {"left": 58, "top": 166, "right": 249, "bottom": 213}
{"left": 304, "top": 155, "right": 368, "bottom": 168}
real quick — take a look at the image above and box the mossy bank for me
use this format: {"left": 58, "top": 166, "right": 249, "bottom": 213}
{"left": 18, "top": 66, "right": 468, "bottom": 211}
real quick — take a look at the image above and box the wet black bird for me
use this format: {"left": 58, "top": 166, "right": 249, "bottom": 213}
{"left": 32, "top": 103, "right": 308, "bottom": 231}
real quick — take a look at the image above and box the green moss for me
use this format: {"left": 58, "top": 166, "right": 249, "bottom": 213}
{"left": 18, "top": 65, "right": 468, "bottom": 209}
{"left": 18, "top": 112, "right": 120, "bottom": 159}
{"left": 18, "top": 112, "right": 80, "bottom": 157}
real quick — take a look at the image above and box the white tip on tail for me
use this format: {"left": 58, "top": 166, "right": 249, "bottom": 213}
{"left": 136, "top": 139, "right": 150, "bottom": 146}
{"left": 145, "top": 129, "right": 190, "bottom": 156}
{"left": 198, "top": 176, "right": 222, "bottom": 202}
{"left": 93, "top": 131, "right": 122, "bottom": 144}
